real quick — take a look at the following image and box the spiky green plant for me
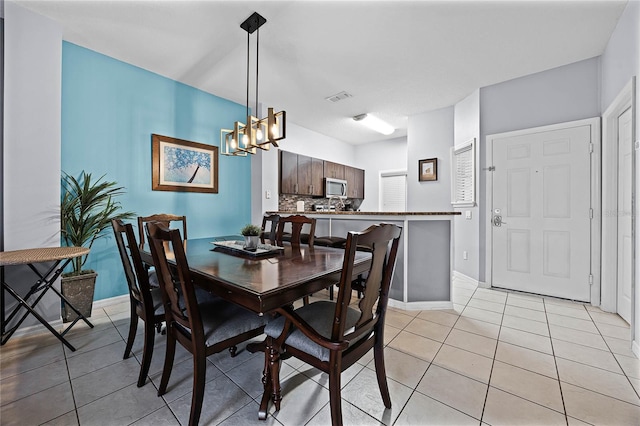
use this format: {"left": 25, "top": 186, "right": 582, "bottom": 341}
{"left": 61, "top": 171, "right": 135, "bottom": 274}
{"left": 240, "top": 224, "right": 261, "bottom": 236}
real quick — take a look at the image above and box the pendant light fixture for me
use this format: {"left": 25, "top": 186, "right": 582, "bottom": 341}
{"left": 222, "top": 12, "right": 286, "bottom": 156}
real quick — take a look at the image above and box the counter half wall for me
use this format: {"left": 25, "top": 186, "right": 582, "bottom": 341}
{"left": 269, "top": 211, "right": 460, "bottom": 310}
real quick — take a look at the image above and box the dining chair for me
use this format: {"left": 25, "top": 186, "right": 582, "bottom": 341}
{"left": 137, "top": 213, "right": 187, "bottom": 249}
{"left": 111, "top": 219, "right": 165, "bottom": 387}
{"left": 146, "top": 222, "right": 268, "bottom": 426}
{"left": 274, "top": 214, "right": 316, "bottom": 247}
{"left": 260, "top": 213, "right": 280, "bottom": 244}
{"left": 263, "top": 223, "right": 402, "bottom": 426}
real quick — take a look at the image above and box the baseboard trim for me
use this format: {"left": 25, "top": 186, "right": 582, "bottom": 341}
{"left": 388, "top": 299, "right": 453, "bottom": 311}
{"left": 453, "top": 271, "right": 480, "bottom": 286}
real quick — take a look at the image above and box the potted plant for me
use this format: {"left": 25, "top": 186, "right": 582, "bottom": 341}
{"left": 240, "top": 223, "right": 261, "bottom": 250}
{"left": 60, "top": 171, "right": 134, "bottom": 321}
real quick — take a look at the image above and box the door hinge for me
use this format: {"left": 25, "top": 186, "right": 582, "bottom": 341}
{"left": 589, "top": 143, "right": 594, "bottom": 153}
{"left": 589, "top": 208, "right": 593, "bottom": 219}
{"left": 483, "top": 166, "right": 496, "bottom": 171}
{"left": 589, "top": 274, "right": 594, "bottom": 286}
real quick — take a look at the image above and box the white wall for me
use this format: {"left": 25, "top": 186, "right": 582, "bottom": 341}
{"left": 4, "top": 2, "right": 62, "bottom": 323}
{"left": 355, "top": 137, "right": 407, "bottom": 211}
{"left": 453, "top": 90, "right": 480, "bottom": 281}
{"left": 478, "top": 57, "right": 601, "bottom": 282}
{"left": 407, "top": 107, "right": 455, "bottom": 211}
{"left": 599, "top": 0, "right": 640, "bottom": 355}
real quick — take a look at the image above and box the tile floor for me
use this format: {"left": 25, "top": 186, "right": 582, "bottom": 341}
{"left": 1, "top": 278, "right": 639, "bottom": 425}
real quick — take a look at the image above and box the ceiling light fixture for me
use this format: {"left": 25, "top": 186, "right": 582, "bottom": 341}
{"left": 222, "top": 12, "right": 286, "bottom": 156}
{"left": 353, "top": 113, "right": 394, "bottom": 136}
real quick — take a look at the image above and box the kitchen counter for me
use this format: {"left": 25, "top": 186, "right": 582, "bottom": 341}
{"left": 268, "top": 211, "right": 457, "bottom": 310}
{"left": 268, "top": 211, "right": 460, "bottom": 216}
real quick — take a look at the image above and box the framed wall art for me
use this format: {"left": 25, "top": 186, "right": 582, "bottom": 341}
{"left": 152, "top": 134, "right": 218, "bottom": 193}
{"left": 419, "top": 158, "right": 437, "bottom": 182}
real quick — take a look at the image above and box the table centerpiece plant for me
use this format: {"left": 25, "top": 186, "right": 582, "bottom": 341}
{"left": 240, "top": 223, "right": 262, "bottom": 250}
{"left": 60, "top": 171, "right": 134, "bottom": 321}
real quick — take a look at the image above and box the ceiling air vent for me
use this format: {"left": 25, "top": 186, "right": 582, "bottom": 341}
{"left": 325, "top": 91, "right": 353, "bottom": 103}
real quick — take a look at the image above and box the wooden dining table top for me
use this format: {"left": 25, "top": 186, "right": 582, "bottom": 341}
{"left": 139, "top": 237, "right": 371, "bottom": 314}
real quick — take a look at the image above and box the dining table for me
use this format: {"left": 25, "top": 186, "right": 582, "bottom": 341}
{"left": 139, "top": 236, "right": 372, "bottom": 419}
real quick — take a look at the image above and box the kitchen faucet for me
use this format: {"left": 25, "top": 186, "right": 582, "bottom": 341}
{"left": 328, "top": 195, "right": 345, "bottom": 210}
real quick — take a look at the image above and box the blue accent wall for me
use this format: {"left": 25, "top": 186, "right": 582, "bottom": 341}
{"left": 62, "top": 42, "right": 251, "bottom": 300}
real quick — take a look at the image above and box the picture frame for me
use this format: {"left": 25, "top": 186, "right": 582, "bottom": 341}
{"left": 419, "top": 158, "right": 437, "bottom": 182}
{"left": 152, "top": 134, "right": 218, "bottom": 193}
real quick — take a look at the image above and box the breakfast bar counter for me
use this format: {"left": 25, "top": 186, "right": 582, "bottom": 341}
{"left": 268, "top": 211, "right": 461, "bottom": 310}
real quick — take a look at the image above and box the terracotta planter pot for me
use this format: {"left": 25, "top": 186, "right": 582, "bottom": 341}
{"left": 61, "top": 271, "right": 97, "bottom": 323}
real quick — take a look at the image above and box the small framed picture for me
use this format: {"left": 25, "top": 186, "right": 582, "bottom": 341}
{"left": 152, "top": 134, "right": 218, "bottom": 193}
{"left": 419, "top": 158, "right": 437, "bottom": 181}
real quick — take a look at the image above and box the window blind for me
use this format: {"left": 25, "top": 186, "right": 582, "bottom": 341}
{"left": 380, "top": 173, "right": 406, "bottom": 212}
{"left": 452, "top": 140, "right": 475, "bottom": 206}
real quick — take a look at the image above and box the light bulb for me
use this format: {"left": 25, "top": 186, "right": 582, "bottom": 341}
{"left": 230, "top": 138, "right": 237, "bottom": 149}
{"left": 256, "top": 128, "right": 263, "bottom": 141}
{"left": 271, "top": 124, "right": 279, "bottom": 139}
{"left": 242, "top": 134, "right": 249, "bottom": 147}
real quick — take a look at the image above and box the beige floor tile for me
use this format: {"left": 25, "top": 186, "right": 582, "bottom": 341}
{"left": 473, "top": 288, "right": 508, "bottom": 303}
{"left": 454, "top": 316, "right": 501, "bottom": 339}
{"left": 546, "top": 312, "right": 599, "bottom": 334}
{"left": 503, "top": 304, "right": 548, "bottom": 323}
{"left": 499, "top": 326, "right": 553, "bottom": 355}
{"left": 630, "top": 376, "right": 640, "bottom": 395}
{"left": 614, "top": 353, "right": 640, "bottom": 380}
{"left": 552, "top": 339, "right": 623, "bottom": 373}
{"left": 543, "top": 297, "right": 586, "bottom": 310}
{"left": 453, "top": 292, "right": 473, "bottom": 306}
{"left": 507, "top": 292, "right": 544, "bottom": 303}
{"left": 588, "top": 310, "right": 630, "bottom": 327}
{"left": 604, "top": 335, "right": 637, "bottom": 357}
{"left": 453, "top": 277, "right": 478, "bottom": 290}
{"left": 404, "top": 317, "right": 452, "bottom": 342}
{"left": 444, "top": 328, "right": 497, "bottom": 358}
{"left": 0, "top": 341, "right": 66, "bottom": 379}
{"left": 417, "top": 309, "right": 459, "bottom": 327}
{"left": 506, "top": 296, "right": 545, "bottom": 312}
{"left": 452, "top": 303, "right": 466, "bottom": 314}
{"left": 306, "top": 400, "right": 382, "bottom": 426}
{"left": 395, "top": 391, "right": 478, "bottom": 425}
{"left": 562, "top": 382, "right": 640, "bottom": 425}
{"left": 556, "top": 358, "right": 640, "bottom": 405}
{"left": 595, "top": 322, "right": 632, "bottom": 340}
{"left": 0, "top": 381, "right": 76, "bottom": 426}
{"left": 432, "top": 344, "right": 493, "bottom": 384}
{"left": 494, "top": 341, "right": 557, "bottom": 379}
{"left": 384, "top": 324, "right": 402, "bottom": 346}
{"left": 342, "top": 367, "right": 413, "bottom": 426}
{"left": 490, "top": 361, "right": 564, "bottom": 412}
{"left": 544, "top": 303, "right": 591, "bottom": 320}
{"left": 416, "top": 364, "right": 487, "bottom": 420}
{"left": 549, "top": 323, "right": 609, "bottom": 351}
{"left": 566, "top": 415, "right": 593, "bottom": 426}
{"left": 365, "top": 347, "right": 429, "bottom": 389}
{"left": 467, "top": 298, "right": 505, "bottom": 314}
{"left": 387, "top": 330, "right": 442, "bottom": 362}
{"left": 482, "top": 387, "right": 566, "bottom": 426}
{"left": 502, "top": 315, "right": 550, "bottom": 336}
{"left": 461, "top": 306, "right": 503, "bottom": 325}
{"left": 0, "top": 359, "right": 69, "bottom": 405}
{"left": 384, "top": 310, "right": 415, "bottom": 329}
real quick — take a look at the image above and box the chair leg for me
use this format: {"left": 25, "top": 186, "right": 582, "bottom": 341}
{"left": 373, "top": 338, "right": 391, "bottom": 408}
{"left": 329, "top": 285, "right": 334, "bottom": 300}
{"left": 302, "top": 295, "right": 310, "bottom": 305}
{"left": 137, "top": 319, "right": 156, "bottom": 387}
{"left": 328, "top": 364, "right": 343, "bottom": 426}
{"left": 123, "top": 307, "right": 138, "bottom": 359}
{"left": 189, "top": 350, "right": 207, "bottom": 426}
{"left": 157, "top": 329, "right": 176, "bottom": 396}
{"left": 268, "top": 343, "right": 282, "bottom": 412}
{"left": 229, "top": 345, "right": 238, "bottom": 357}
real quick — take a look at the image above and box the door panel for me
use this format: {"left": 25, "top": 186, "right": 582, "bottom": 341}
{"left": 492, "top": 124, "right": 592, "bottom": 301}
{"left": 617, "top": 107, "right": 633, "bottom": 323}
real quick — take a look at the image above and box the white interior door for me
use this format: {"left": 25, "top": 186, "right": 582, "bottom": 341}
{"left": 491, "top": 124, "right": 592, "bottom": 301}
{"left": 617, "top": 107, "right": 633, "bottom": 323}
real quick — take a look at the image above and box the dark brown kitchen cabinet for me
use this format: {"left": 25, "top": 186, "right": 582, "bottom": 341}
{"left": 280, "top": 151, "right": 324, "bottom": 195}
{"left": 344, "top": 166, "right": 365, "bottom": 199}
{"left": 324, "top": 161, "right": 345, "bottom": 180}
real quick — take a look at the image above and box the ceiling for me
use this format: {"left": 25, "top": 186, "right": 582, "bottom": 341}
{"left": 16, "top": 0, "right": 628, "bottom": 145}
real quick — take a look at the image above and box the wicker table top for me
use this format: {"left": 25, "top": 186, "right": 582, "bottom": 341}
{"left": 0, "top": 247, "right": 90, "bottom": 266}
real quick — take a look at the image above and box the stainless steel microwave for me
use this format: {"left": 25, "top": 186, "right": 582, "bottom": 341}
{"left": 325, "top": 178, "right": 347, "bottom": 198}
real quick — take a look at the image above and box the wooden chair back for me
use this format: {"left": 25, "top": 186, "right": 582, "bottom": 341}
{"left": 275, "top": 215, "right": 316, "bottom": 247}
{"left": 137, "top": 214, "right": 187, "bottom": 249}
{"left": 260, "top": 214, "right": 280, "bottom": 244}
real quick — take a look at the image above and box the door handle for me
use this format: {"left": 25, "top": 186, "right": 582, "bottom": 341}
{"left": 493, "top": 215, "right": 507, "bottom": 227}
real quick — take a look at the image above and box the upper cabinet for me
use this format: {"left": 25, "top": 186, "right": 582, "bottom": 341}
{"left": 280, "top": 151, "right": 323, "bottom": 196}
{"left": 279, "top": 150, "right": 365, "bottom": 199}
{"left": 324, "top": 161, "right": 345, "bottom": 180}
{"left": 344, "top": 166, "right": 365, "bottom": 199}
